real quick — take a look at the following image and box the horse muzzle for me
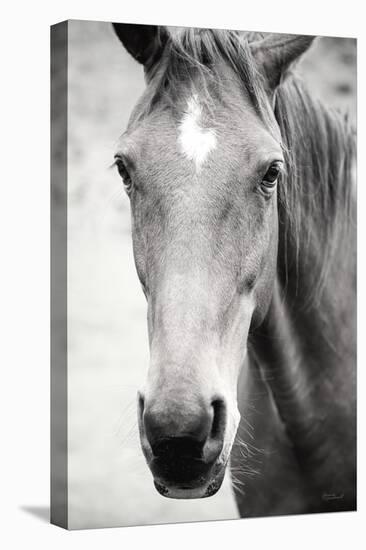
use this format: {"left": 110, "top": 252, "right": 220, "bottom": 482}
{"left": 137, "top": 393, "right": 228, "bottom": 498}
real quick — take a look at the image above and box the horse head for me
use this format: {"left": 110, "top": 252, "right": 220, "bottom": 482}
{"left": 112, "top": 25, "right": 313, "bottom": 499}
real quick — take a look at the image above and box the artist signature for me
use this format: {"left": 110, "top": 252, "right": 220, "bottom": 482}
{"left": 322, "top": 493, "right": 344, "bottom": 501}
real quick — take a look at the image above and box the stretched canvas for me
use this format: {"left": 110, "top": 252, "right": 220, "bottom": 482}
{"left": 51, "top": 19, "right": 357, "bottom": 530}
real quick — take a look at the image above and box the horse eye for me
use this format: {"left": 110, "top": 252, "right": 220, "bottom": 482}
{"left": 115, "top": 158, "right": 132, "bottom": 193}
{"left": 261, "top": 162, "right": 282, "bottom": 193}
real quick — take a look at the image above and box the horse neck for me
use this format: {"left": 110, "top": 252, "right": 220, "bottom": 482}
{"left": 250, "top": 81, "right": 356, "bottom": 460}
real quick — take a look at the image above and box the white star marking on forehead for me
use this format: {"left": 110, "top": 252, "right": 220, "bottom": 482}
{"left": 178, "top": 94, "right": 217, "bottom": 172}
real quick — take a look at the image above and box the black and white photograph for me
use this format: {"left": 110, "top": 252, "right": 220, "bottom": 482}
{"left": 50, "top": 19, "right": 357, "bottom": 530}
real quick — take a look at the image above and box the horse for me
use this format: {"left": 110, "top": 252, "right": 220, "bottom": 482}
{"left": 111, "top": 24, "right": 356, "bottom": 517}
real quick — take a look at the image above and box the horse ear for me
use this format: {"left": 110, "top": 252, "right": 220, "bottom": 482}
{"left": 251, "top": 34, "right": 315, "bottom": 89}
{"left": 112, "top": 23, "right": 167, "bottom": 66}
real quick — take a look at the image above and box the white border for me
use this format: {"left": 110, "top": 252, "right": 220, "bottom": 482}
{"left": 1, "top": 1, "right": 363, "bottom": 548}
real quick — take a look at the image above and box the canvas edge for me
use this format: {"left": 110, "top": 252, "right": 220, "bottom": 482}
{"left": 50, "top": 19, "right": 68, "bottom": 530}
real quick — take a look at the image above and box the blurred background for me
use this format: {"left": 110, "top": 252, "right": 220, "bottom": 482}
{"left": 65, "top": 20, "right": 356, "bottom": 529}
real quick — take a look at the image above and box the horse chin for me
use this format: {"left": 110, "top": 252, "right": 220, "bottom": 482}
{"left": 152, "top": 468, "right": 226, "bottom": 500}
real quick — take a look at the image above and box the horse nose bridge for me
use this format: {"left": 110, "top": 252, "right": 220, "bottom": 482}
{"left": 155, "top": 270, "right": 212, "bottom": 307}
{"left": 149, "top": 272, "right": 221, "bottom": 344}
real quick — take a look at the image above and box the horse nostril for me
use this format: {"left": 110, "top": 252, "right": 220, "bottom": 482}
{"left": 137, "top": 392, "right": 145, "bottom": 427}
{"left": 138, "top": 393, "right": 145, "bottom": 413}
{"left": 210, "top": 399, "right": 227, "bottom": 439}
{"left": 200, "top": 398, "right": 227, "bottom": 463}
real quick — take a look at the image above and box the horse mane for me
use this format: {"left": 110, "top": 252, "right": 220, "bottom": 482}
{"left": 274, "top": 77, "right": 355, "bottom": 305}
{"left": 136, "top": 28, "right": 356, "bottom": 305}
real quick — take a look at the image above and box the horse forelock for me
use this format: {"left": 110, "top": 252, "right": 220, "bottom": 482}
{"left": 134, "top": 28, "right": 277, "bottom": 135}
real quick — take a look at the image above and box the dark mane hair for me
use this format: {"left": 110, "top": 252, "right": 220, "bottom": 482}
{"left": 274, "top": 76, "right": 355, "bottom": 304}
{"left": 134, "top": 28, "right": 356, "bottom": 304}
